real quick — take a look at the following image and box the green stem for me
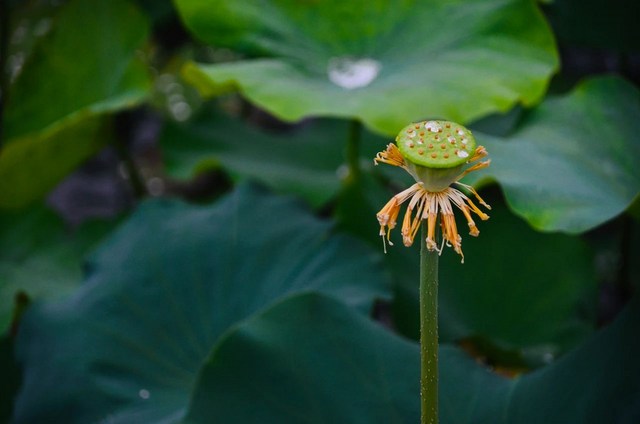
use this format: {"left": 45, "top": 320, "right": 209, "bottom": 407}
{"left": 345, "top": 119, "right": 362, "bottom": 183}
{"left": 113, "top": 137, "right": 146, "bottom": 199}
{"left": 420, "top": 222, "right": 439, "bottom": 424}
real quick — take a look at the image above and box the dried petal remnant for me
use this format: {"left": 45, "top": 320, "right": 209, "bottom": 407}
{"left": 374, "top": 143, "right": 406, "bottom": 168}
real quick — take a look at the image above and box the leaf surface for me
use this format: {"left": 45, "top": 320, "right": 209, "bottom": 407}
{"left": 13, "top": 184, "right": 389, "bottom": 423}
{"left": 176, "top": 0, "right": 558, "bottom": 135}
{"left": 0, "top": 0, "right": 151, "bottom": 208}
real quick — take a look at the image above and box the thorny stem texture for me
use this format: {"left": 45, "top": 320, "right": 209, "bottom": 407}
{"left": 420, "top": 222, "right": 439, "bottom": 424}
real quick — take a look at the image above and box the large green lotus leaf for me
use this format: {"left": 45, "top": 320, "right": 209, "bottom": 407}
{"left": 438, "top": 195, "right": 597, "bottom": 365}
{"left": 473, "top": 76, "right": 640, "bottom": 233}
{"left": 336, "top": 170, "right": 597, "bottom": 363}
{"left": 161, "top": 109, "right": 382, "bottom": 207}
{"left": 441, "top": 295, "right": 640, "bottom": 423}
{"left": 185, "top": 292, "right": 420, "bottom": 423}
{"left": 0, "top": 118, "right": 107, "bottom": 210}
{"left": 176, "top": 0, "right": 558, "bottom": 136}
{"left": 0, "top": 206, "right": 113, "bottom": 335}
{"left": 185, "top": 290, "right": 640, "bottom": 423}
{"left": 13, "top": 184, "right": 389, "bottom": 423}
{"left": 0, "top": 0, "right": 151, "bottom": 209}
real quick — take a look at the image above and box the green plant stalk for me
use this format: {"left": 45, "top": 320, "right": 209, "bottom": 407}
{"left": 420, "top": 222, "right": 439, "bottom": 424}
{"left": 113, "top": 136, "right": 146, "bottom": 199}
{"left": 345, "top": 119, "right": 362, "bottom": 183}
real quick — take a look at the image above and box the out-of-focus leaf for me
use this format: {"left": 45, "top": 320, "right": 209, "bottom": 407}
{"left": 185, "top": 287, "right": 640, "bottom": 423}
{"left": 441, "top": 295, "right": 640, "bottom": 423}
{"left": 13, "top": 184, "right": 389, "bottom": 423}
{"left": 175, "top": 0, "right": 558, "bottom": 135}
{"left": 162, "top": 112, "right": 342, "bottom": 207}
{"left": 0, "top": 205, "right": 113, "bottom": 335}
{"left": 473, "top": 76, "right": 640, "bottom": 233}
{"left": 0, "top": 118, "right": 107, "bottom": 210}
{"left": 468, "top": 106, "right": 524, "bottom": 137}
{"left": 4, "top": 0, "right": 149, "bottom": 140}
{"left": 160, "top": 109, "right": 386, "bottom": 208}
{"left": 0, "top": 0, "right": 151, "bottom": 209}
{"left": 438, "top": 195, "right": 597, "bottom": 365}
{"left": 185, "top": 293, "right": 420, "bottom": 424}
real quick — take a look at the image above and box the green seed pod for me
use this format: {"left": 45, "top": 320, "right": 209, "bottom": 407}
{"left": 395, "top": 120, "right": 477, "bottom": 191}
{"left": 396, "top": 120, "right": 476, "bottom": 167}
{"left": 374, "top": 120, "right": 491, "bottom": 258}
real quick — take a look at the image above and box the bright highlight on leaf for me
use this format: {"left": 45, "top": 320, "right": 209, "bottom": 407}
{"left": 327, "top": 57, "right": 382, "bottom": 89}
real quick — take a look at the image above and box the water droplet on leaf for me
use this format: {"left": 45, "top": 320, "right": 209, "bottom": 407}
{"left": 328, "top": 57, "right": 381, "bottom": 89}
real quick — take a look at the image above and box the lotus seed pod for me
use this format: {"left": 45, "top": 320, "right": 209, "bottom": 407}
{"left": 395, "top": 120, "right": 477, "bottom": 191}
{"left": 374, "top": 121, "right": 491, "bottom": 258}
{"left": 396, "top": 120, "right": 476, "bottom": 168}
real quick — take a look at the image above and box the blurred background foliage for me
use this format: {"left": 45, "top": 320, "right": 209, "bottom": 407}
{"left": 1, "top": 0, "right": 639, "bottom": 422}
